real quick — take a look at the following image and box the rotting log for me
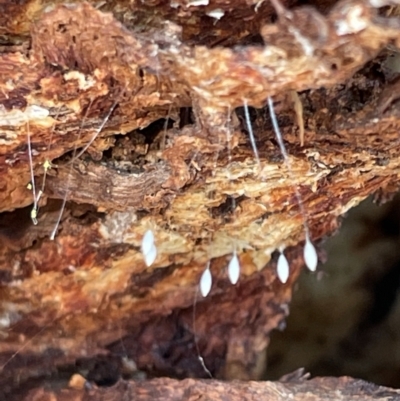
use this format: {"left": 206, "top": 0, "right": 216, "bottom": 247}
{"left": 1, "top": 0, "right": 400, "bottom": 398}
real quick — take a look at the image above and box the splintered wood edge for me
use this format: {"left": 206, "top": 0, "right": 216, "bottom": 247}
{"left": 23, "top": 376, "right": 400, "bottom": 401}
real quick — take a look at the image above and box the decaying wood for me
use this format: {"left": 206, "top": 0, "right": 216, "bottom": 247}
{"left": 21, "top": 376, "right": 400, "bottom": 401}
{"left": 2, "top": 0, "right": 400, "bottom": 397}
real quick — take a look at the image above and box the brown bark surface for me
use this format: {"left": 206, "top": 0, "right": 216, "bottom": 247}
{"left": 1, "top": 0, "right": 400, "bottom": 398}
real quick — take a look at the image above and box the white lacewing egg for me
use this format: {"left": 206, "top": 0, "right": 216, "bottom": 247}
{"left": 144, "top": 243, "right": 157, "bottom": 267}
{"left": 228, "top": 252, "right": 240, "bottom": 285}
{"left": 277, "top": 252, "right": 289, "bottom": 284}
{"left": 206, "top": 9, "right": 225, "bottom": 20}
{"left": 200, "top": 265, "right": 212, "bottom": 298}
{"left": 141, "top": 229, "right": 154, "bottom": 257}
{"left": 304, "top": 238, "right": 318, "bottom": 272}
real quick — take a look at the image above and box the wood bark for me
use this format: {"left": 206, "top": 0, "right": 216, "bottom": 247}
{"left": 1, "top": 0, "right": 400, "bottom": 398}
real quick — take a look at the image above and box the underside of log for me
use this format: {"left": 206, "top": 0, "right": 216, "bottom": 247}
{"left": 2, "top": 0, "right": 400, "bottom": 398}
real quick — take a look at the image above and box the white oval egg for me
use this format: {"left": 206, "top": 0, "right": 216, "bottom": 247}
{"left": 277, "top": 252, "right": 289, "bottom": 284}
{"left": 228, "top": 252, "right": 240, "bottom": 285}
{"left": 141, "top": 230, "right": 155, "bottom": 257}
{"left": 304, "top": 238, "right": 318, "bottom": 272}
{"left": 144, "top": 243, "right": 157, "bottom": 267}
{"left": 200, "top": 265, "right": 212, "bottom": 297}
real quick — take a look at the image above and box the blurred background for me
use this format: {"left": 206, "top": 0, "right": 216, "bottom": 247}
{"left": 265, "top": 194, "right": 400, "bottom": 387}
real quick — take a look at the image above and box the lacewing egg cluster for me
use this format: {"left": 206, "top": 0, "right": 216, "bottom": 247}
{"left": 276, "top": 239, "right": 318, "bottom": 284}
{"left": 141, "top": 229, "right": 157, "bottom": 267}
{"left": 199, "top": 252, "right": 241, "bottom": 297}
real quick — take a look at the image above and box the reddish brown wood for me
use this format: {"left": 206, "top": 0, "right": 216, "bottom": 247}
{"left": 1, "top": 0, "right": 400, "bottom": 398}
